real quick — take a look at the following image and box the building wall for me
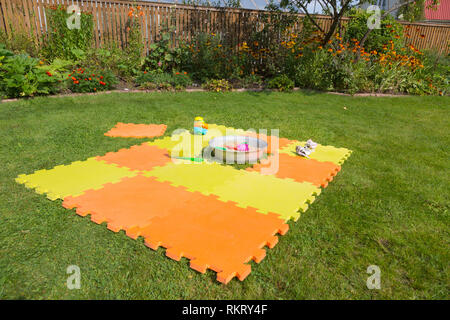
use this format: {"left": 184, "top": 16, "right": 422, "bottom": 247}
{"left": 425, "top": 0, "right": 450, "bottom": 21}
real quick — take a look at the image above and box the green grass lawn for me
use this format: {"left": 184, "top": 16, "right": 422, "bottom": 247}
{"left": 0, "top": 91, "right": 448, "bottom": 299}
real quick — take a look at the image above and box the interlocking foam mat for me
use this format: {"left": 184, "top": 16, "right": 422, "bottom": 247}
{"left": 104, "top": 123, "right": 167, "bottom": 138}
{"left": 97, "top": 144, "right": 171, "bottom": 171}
{"left": 279, "top": 140, "right": 352, "bottom": 165}
{"left": 16, "top": 123, "right": 352, "bottom": 284}
{"left": 247, "top": 153, "right": 341, "bottom": 188}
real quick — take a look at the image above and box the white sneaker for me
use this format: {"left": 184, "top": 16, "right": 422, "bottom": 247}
{"left": 296, "top": 146, "right": 312, "bottom": 158}
{"left": 305, "top": 139, "right": 318, "bottom": 150}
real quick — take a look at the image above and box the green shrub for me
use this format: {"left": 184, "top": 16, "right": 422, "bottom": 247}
{"left": 136, "top": 71, "right": 191, "bottom": 88}
{"left": 237, "top": 8, "right": 298, "bottom": 78}
{"left": 267, "top": 74, "right": 294, "bottom": 91}
{"left": 122, "top": 16, "right": 145, "bottom": 77}
{"left": 38, "top": 58, "right": 75, "bottom": 76}
{"left": 0, "top": 29, "right": 38, "bottom": 57}
{"left": 41, "top": 5, "right": 94, "bottom": 61}
{"left": 84, "top": 45, "right": 140, "bottom": 80}
{"left": 0, "top": 44, "right": 14, "bottom": 60}
{"left": 67, "top": 67, "right": 117, "bottom": 93}
{"left": 372, "top": 50, "right": 449, "bottom": 95}
{"left": 239, "top": 74, "right": 264, "bottom": 88}
{"left": 0, "top": 50, "right": 61, "bottom": 98}
{"left": 180, "top": 33, "right": 238, "bottom": 82}
{"left": 202, "top": 79, "right": 232, "bottom": 92}
{"left": 139, "top": 82, "right": 157, "bottom": 90}
{"left": 291, "top": 49, "right": 333, "bottom": 91}
{"left": 344, "top": 9, "right": 404, "bottom": 53}
{"left": 142, "top": 28, "right": 183, "bottom": 73}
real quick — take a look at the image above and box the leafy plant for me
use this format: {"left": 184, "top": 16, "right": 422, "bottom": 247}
{"left": 84, "top": 45, "right": 137, "bottom": 80}
{"left": 0, "top": 29, "right": 38, "bottom": 56}
{"left": 136, "top": 71, "right": 191, "bottom": 89}
{"left": 0, "top": 52, "right": 60, "bottom": 98}
{"left": 180, "top": 33, "right": 238, "bottom": 82}
{"left": 37, "top": 58, "right": 75, "bottom": 76}
{"left": 293, "top": 54, "right": 331, "bottom": 90}
{"left": 239, "top": 74, "right": 264, "bottom": 88}
{"left": 121, "top": 7, "right": 145, "bottom": 77}
{"left": 142, "top": 27, "right": 183, "bottom": 73}
{"left": 344, "top": 9, "right": 404, "bottom": 53}
{"left": 267, "top": 74, "right": 294, "bottom": 91}
{"left": 202, "top": 79, "right": 232, "bottom": 92}
{"left": 41, "top": 5, "right": 93, "bottom": 61}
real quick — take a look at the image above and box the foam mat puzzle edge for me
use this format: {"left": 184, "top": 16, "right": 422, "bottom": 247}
{"left": 15, "top": 157, "right": 138, "bottom": 200}
{"left": 280, "top": 140, "right": 352, "bottom": 165}
{"left": 62, "top": 175, "right": 289, "bottom": 284}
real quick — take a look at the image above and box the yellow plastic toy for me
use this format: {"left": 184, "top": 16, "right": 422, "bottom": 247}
{"left": 194, "top": 116, "right": 208, "bottom": 135}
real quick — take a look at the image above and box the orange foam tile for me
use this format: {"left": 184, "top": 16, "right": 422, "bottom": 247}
{"left": 248, "top": 153, "right": 341, "bottom": 188}
{"left": 62, "top": 175, "right": 205, "bottom": 232}
{"left": 138, "top": 196, "right": 288, "bottom": 284}
{"left": 62, "top": 175, "right": 288, "bottom": 284}
{"left": 96, "top": 144, "right": 171, "bottom": 171}
{"left": 104, "top": 123, "right": 167, "bottom": 138}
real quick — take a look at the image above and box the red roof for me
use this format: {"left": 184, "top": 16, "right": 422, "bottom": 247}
{"left": 425, "top": 0, "right": 450, "bottom": 20}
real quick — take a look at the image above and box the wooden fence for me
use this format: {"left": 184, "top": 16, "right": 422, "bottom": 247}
{"left": 1, "top": 0, "right": 449, "bottom": 54}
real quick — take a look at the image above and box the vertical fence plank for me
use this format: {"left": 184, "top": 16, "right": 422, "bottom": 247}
{"left": 149, "top": 3, "right": 155, "bottom": 46}
{"left": 3, "top": 0, "right": 15, "bottom": 34}
{"left": 27, "top": 0, "right": 41, "bottom": 44}
{"left": 120, "top": 1, "right": 126, "bottom": 47}
{"left": 0, "top": 0, "right": 11, "bottom": 34}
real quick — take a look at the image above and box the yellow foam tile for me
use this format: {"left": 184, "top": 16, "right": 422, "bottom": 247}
{"left": 211, "top": 171, "right": 321, "bottom": 221}
{"left": 148, "top": 131, "right": 208, "bottom": 158}
{"left": 208, "top": 124, "right": 248, "bottom": 136}
{"left": 144, "top": 162, "right": 247, "bottom": 195}
{"left": 15, "top": 158, "right": 137, "bottom": 200}
{"left": 280, "top": 141, "right": 352, "bottom": 165}
{"left": 145, "top": 161, "right": 320, "bottom": 221}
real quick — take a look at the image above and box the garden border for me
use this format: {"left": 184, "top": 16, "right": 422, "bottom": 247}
{"left": 0, "top": 87, "right": 412, "bottom": 103}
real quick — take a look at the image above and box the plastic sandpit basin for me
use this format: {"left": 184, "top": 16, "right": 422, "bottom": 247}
{"left": 209, "top": 135, "right": 268, "bottom": 164}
